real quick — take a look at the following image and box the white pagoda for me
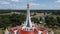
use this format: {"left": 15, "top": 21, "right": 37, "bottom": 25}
{"left": 10, "top": 4, "right": 48, "bottom": 34}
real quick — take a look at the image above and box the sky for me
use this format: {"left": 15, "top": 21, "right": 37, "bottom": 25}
{"left": 0, "top": 0, "right": 60, "bottom": 10}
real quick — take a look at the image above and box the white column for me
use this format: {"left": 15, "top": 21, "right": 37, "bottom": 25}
{"left": 14, "top": 30, "right": 18, "bottom": 34}
{"left": 4, "top": 29, "right": 9, "bottom": 34}
{"left": 38, "top": 31, "right": 42, "bottom": 34}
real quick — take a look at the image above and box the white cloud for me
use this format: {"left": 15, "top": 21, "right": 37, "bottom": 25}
{"left": 29, "top": 3, "right": 40, "bottom": 6}
{"left": 10, "top": 0, "right": 36, "bottom": 2}
{"left": 1, "top": 3, "right": 60, "bottom": 10}
{"left": 0, "top": 1, "right": 10, "bottom": 4}
{"left": 1, "top": 1, "right": 60, "bottom": 10}
{"left": 55, "top": 0, "right": 60, "bottom": 2}
{"left": 10, "top": 0, "right": 26, "bottom": 2}
{"left": 29, "top": 2, "right": 41, "bottom": 8}
{"left": 11, "top": 0, "right": 19, "bottom": 2}
{"left": 28, "top": 3, "right": 47, "bottom": 9}
{"left": 0, "top": 2, "right": 47, "bottom": 9}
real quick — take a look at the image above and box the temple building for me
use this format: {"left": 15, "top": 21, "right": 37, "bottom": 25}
{"left": 9, "top": 4, "right": 48, "bottom": 34}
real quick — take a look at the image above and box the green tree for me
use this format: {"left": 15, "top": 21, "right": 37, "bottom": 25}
{"left": 45, "top": 16, "right": 57, "bottom": 28}
{"left": 56, "top": 16, "right": 60, "bottom": 27}
{"left": 10, "top": 14, "right": 26, "bottom": 27}
{"left": 31, "top": 17, "right": 40, "bottom": 24}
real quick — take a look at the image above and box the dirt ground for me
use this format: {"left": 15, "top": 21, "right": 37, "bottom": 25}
{"left": 54, "top": 30, "right": 60, "bottom": 34}
{"left": 47, "top": 28, "right": 60, "bottom": 34}
{"left": 0, "top": 29, "right": 3, "bottom": 34}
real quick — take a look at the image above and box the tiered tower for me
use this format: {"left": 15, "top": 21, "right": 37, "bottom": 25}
{"left": 25, "top": 4, "right": 32, "bottom": 27}
{"left": 22, "top": 4, "right": 33, "bottom": 29}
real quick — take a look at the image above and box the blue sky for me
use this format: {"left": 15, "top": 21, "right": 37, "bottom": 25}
{"left": 0, "top": 0, "right": 60, "bottom": 10}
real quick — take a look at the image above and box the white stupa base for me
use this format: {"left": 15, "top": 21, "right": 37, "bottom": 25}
{"left": 14, "top": 30, "right": 18, "bottom": 34}
{"left": 38, "top": 31, "right": 42, "bottom": 34}
{"left": 22, "top": 26, "right": 35, "bottom": 31}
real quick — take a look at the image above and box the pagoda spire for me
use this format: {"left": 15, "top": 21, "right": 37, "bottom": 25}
{"left": 25, "top": 4, "right": 32, "bottom": 27}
